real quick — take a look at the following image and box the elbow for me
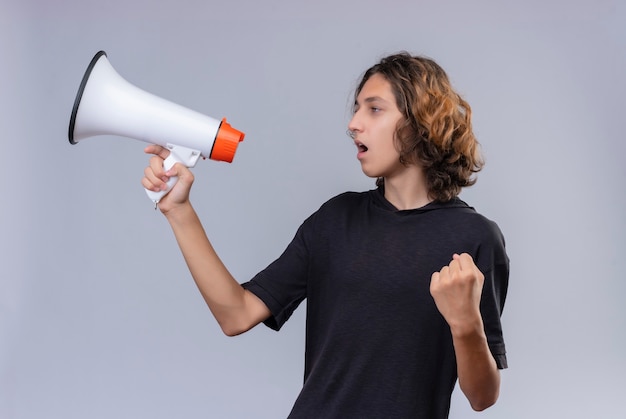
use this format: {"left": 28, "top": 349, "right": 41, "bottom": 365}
{"left": 469, "top": 393, "right": 499, "bottom": 412}
{"left": 218, "top": 317, "right": 256, "bottom": 337}
{"left": 464, "top": 381, "right": 499, "bottom": 412}
{"left": 471, "top": 402, "right": 494, "bottom": 412}
{"left": 461, "top": 362, "right": 501, "bottom": 411}
{"left": 212, "top": 296, "right": 269, "bottom": 337}
{"left": 221, "top": 327, "right": 240, "bottom": 337}
{"left": 220, "top": 322, "right": 248, "bottom": 337}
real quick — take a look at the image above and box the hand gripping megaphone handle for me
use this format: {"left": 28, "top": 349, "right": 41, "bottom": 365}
{"left": 145, "top": 144, "right": 202, "bottom": 204}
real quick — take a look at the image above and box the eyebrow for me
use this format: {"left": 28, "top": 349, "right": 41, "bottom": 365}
{"left": 364, "top": 96, "right": 386, "bottom": 103}
{"left": 354, "top": 96, "right": 389, "bottom": 108}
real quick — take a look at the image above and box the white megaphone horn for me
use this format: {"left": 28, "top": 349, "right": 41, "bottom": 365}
{"left": 68, "top": 50, "right": 245, "bottom": 204}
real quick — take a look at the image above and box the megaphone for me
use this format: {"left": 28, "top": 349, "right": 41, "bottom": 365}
{"left": 68, "top": 50, "right": 245, "bottom": 204}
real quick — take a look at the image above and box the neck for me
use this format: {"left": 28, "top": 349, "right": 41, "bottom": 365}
{"left": 382, "top": 166, "right": 432, "bottom": 210}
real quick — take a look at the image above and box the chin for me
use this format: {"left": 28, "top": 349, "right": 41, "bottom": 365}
{"left": 360, "top": 168, "right": 380, "bottom": 179}
{"left": 358, "top": 163, "right": 377, "bottom": 178}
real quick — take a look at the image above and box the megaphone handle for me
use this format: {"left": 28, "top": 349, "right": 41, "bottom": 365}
{"left": 145, "top": 153, "right": 180, "bottom": 204}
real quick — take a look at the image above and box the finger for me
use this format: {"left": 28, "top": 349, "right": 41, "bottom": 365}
{"left": 431, "top": 271, "right": 440, "bottom": 282}
{"left": 149, "top": 155, "right": 170, "bottom": 181}
{"left": 143, "top": 144, "right": 170, "bottom": 160}
{"left": 430, "top": 271, "right": 440, "bottom": 294}
{"left": 143, "top": 165, "right": 167, "bottom": 191}
{"left": 141, "top": 175, "right": 161, "bottom": 191}
{"left": 456, "top": 253, "right": 474, "bottom": 271}
{"left": 165, "top": 162, "right": 183, "bottom": 177}
{"left": 167, "top": 162, "right": 195, "bottom": 186}
{"left": 439, "top": 265, "right": 450, "bottom": 281}
{"left": 448, "top": 257, "right": 461, "bottom": 275}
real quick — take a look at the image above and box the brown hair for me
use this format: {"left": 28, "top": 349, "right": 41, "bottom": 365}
{"left": 354, "top": 52, "right": 484, "bottom": 202}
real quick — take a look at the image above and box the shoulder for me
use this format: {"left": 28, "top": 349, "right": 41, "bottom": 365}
{"left": 298, "top": 191, "right": 371, "bottom": 235}
{"left": 455, "top": 202, "right": 509, "bottom": 270}
{"left": 317, "top": 190, "right": 371, "bottom": 213}
{"left": 469, "top": 212, "right": 506, "bottom": 248}
{"left": 443, "top": 199, "right": 505, "bottom": 243}
{"left": 437, "top": 199, "right": 508, "bottom": 265}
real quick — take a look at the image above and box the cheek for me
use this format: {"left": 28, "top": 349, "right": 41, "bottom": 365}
{"left": 381, "top": 128, "right": 401, "bottom": 154}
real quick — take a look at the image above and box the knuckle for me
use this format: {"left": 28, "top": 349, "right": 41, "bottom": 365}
{"left": 141, "top": 178, "right": 155, "bottom": 190}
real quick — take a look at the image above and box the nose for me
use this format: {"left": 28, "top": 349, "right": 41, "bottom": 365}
{"left": 347, "top": 112, "right": 361, "bottom": 137}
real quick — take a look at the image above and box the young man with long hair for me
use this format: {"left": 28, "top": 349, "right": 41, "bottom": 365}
{"left": 142, "top": 52, "right": 509, "bottom": 418}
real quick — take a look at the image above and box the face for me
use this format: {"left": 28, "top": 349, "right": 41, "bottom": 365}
{"left": 348, "top": 73, "right": 405, "bottom": 179}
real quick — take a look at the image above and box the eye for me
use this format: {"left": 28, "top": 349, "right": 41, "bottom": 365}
{"left": 370, "top": 106, "right": 381, "bottom": 113}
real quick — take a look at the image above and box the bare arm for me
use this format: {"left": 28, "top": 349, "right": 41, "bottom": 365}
{"left": 142, "top": 145, "right": 271, "bottom": 336}
{"left": 430, "top": 253, "right": 500, "bottom": 411}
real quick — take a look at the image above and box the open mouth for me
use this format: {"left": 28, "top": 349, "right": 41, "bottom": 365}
{"left": 357, "top": 142, "right": 368, "bottom": 152}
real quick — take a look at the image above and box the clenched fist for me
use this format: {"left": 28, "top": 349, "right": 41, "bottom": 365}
{"left": 430, "top": 253, "right": 485, "bottom": 335}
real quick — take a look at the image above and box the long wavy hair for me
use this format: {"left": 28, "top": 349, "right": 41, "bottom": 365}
{"left": 354, "top": 52, "right": 484, "bottom": 202}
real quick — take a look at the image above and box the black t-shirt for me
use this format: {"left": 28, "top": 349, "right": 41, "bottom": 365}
{"left": 243, "top": 188, "right": 509, "bottom": 418}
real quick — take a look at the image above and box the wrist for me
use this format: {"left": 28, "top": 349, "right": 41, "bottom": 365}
{"left": 162, "top": 200, "right": 194, "bottom": 221}
{"left": 448, "top": 315, "right": 485, "bottom": 340}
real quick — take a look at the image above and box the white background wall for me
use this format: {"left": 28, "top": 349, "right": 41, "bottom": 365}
{"left": 1, "top": 0, "right": 624, "bottom": 418}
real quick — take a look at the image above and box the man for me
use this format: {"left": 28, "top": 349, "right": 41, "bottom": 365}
{"left": 142, "top": 52, "right": 509, "bottom": 418}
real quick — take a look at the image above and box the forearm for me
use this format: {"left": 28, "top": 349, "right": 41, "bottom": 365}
{"left": 451, "top": 321, "right": 500, "bottom": 411}
{"left": 164, "top": 202, "right": 268, "bottom": 335}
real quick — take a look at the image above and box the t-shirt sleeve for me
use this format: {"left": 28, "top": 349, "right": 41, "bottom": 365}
{"left": 477, "top": 220, "right": 510, "bottom": 370}
{"left": 241, "top": 213, "right": 315, "bottom": 331}
{"left": 481, "top": 265, "right": 509, "bottom": 369}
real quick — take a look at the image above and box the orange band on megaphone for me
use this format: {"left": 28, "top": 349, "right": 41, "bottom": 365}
{"left": 210, "top": 118, "right": 245, "bottom": 162}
